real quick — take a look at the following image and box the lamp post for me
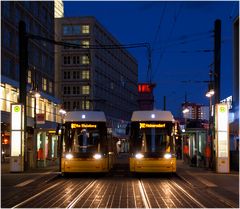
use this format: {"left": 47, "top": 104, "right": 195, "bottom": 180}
{"left": 29, "top": 88, "right": 40, "bottom": 169}
{"left": 29, "top": 66, "right": 40, "bottom": 169}
{"left": 206, "top": 88, "right": 214, "bottom": 169}
{"left": 182, "top": 107, "right": 189, "bottom": 162}
{"left": 59, "top": 108, "right": 66, "bottom": 172}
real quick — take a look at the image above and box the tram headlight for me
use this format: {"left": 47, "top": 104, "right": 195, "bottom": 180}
{"left": 164, "top": 153, "right": 172, "bottom": 159}
{"left": 93, "top": 153, "right": 102, "bottom": 160}
{"left": 135, "top": 153, "right": 144, "bottom": 159}
{"left": 65, "top": 153, "right": 73, "bottom": 160}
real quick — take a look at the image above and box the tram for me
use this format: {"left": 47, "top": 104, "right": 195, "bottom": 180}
{"left": 129, "top": 110, "right": 176, "bottom": 173}
{"left": 60, "top": 111, "right": 115, "bottom": 174}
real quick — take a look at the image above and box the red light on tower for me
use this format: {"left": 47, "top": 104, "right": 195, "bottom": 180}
{"left": 138, "top": 83, "right": 155, "bottom": 93}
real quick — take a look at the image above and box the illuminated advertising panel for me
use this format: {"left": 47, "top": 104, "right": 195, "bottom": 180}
{"left": 10, "top": 104, "right": 24, "bottom": 172}
{"left": 11, "top": 105, "right": 22, "bottom": 130}
{"left": 215, "top": 103, "right": 229, "bottom": 173}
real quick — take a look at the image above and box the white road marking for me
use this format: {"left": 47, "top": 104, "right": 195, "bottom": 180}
{"left": 15, "top": 179, "right": 35, "bottom": 187}
{"left": 197, "top": 177, "right": 217, "bottom": 187}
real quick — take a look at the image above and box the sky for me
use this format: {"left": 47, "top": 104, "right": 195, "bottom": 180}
{"left": 63, "top": 0, "right": 239, "bottom": 117}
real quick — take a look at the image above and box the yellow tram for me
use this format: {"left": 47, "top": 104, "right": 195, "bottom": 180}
{"left": 129, "top": 110, "right": 176, "bottom": 173}
{"left": 60, "top": 111, "right": 114, "bottom": 174}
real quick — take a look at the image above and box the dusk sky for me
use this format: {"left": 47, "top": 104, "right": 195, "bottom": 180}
{"left": 64, "top": 0, "right": 239, "bottom": 117}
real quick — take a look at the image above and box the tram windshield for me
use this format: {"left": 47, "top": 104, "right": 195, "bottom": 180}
{"left": 63, "top": 122, "right": 107, "bottom": 156}
{"left": 130, "top": 122, "right": 175, "bottom": 155}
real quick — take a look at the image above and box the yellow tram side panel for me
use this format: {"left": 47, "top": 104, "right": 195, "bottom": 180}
{"left": 130, "top": 157, "right": 176, "bottom": 173}
{"left": 61, "top": 157, "right": 109, "bottom": 173}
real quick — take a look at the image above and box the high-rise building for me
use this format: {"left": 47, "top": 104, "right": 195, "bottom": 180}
{"left": 1, "top": 1, "right": 61, "bottom": 168}
{"left": 55, "top": 17, "right": 138, "bottom": 136}
{"left": 182, "top": 102, "right": 209, "bottom": 121}
{"left": 54, "top": 0, "right": 64, "bottom": 18}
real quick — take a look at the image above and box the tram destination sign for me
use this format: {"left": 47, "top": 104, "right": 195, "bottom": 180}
{"left": 140, "top": 123, "right": 166, "bottom": 129}
{"left": 71, "top": 123, "right": 97, "bottom": 129}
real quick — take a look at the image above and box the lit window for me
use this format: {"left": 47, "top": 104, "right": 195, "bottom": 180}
{"left": 27, "top": 70, "right": 32, "bottom": 84}
{"left": 42, "top": 78, "right": 47, "bottom": 91}
{"left": 82, "top": 85, "right": 90, "bottom": 95}
{"left": 82, "top": 70, "right": 89, "bottom": 79}
{"left": 82, "top": 100, "right": 90, "bottom": 110}
{"left": 82, "top": 40, "right": 89, "bottom": 48}
{"left": 82, "top": 55, "right": 90, "bottom": 64}
{"left": 82, "top": 25, "right": 90, "bottom": 34}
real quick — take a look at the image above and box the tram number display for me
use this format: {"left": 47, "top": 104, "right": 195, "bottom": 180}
{"left": 139, "top": 123, "right": 166, "bottom": 129}
{"left": 71, "top": 123, "right": 97, "bottom": 129}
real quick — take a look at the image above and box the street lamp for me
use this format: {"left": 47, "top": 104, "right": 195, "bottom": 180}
{"left": 182, "top": 106, "right": 190, "bottom": 161}
{"left": 30, "top": 89, "right": 41, "bottom": 168}
{"left": 28, "top": 66, "right": 40, "bottom": 169}
{"left": 206, "top": 88, "right": 214, "bottom": 169}
{"left": 59, "top": 108, "right": 66, "bottom": 172}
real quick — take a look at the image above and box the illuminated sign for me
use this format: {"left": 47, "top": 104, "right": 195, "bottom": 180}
{"left": 11, "top": 104, "right": 24, "bottom": 172}
{"left": 71, "top": 123, "right": 97, "bottom": 129}
{"left": 36, "top": 113, "right": 45, "bottom": 124}
{"left": 215, "top": 103, "right": 229, "bottom": 173}
{"left": 140, "top": 123, "right": 166, "bottom": 129}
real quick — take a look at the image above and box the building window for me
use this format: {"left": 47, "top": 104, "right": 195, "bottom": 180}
{"left": 28, "top": 70, "right": 32, "bottom": 84}
{"left": 82, "top": 100, "right": 90, "bottom": 110}
{"left": 3, "top": 1, "right": 10, "bottom": 18}
{"left": 82, "top": 40, "right": 90, "bottom": 48}
{"left": 82, "top": 25, "right": 90, "bottom": 34}
{"left": 72, "top": 56, "right": 80, "bottom": 64}
{"left": 73, "top": 101, "right": 80, "bottom": 110}
{"left": 42, "top": 78, "right": 47, "bottom": 91}
{"left": 82, "top": 55, "right": 90, "bottom": 64}
{"left": 82, "top": 70, "right": 89, "bottom": 80}
{"left": 76, "top": 56, "right": 80, "bottom": 64}
{"left": 63, "top": 56, "right": 70, "bottom": 64}
{"left": 63, "top": 86, "right": 71, "bottom": 95}
{"left": 64, "top": 101, "right": 71, "bottom": 110}
{"left": 3, "top": 28, "right": 11, "bottom": 49}
{"left": 73, "top": 56, "right": 76, "bottom": 64}
{"left": 49, "top": 81, "right": 53, "bottom": 93}
{"left": 64, "top": 71, "right": 70, "bottom": 79}
{"left": 73, "top": 86, "right": 80, "bottom": 95}
{"left": 73, "top": 71, "right": 80, "bottom": 79}
{"left": 82, "top": 85, "right": 90, "bottom": 95}
{"left": 63, "top": 25, "right": 81, "bottom": 35}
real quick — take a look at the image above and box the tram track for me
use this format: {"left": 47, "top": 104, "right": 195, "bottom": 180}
{"left": 66, "top": 179, "right": 98, "bottom": 208}
{"left": 12, "top": 181, "right": 63, "bottom": 208}
{"left": 5, "top": 173, "right": 237, "bottom": 208}
{"left": 138, "top": 179, "right": 152, "bottom": 208}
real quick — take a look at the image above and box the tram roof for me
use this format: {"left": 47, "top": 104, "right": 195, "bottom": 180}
{"left": 131, "top": 110, "right": 175, "bottom": 122}
{"left": 64, "top": 111, "right": 107, "bottom": 122}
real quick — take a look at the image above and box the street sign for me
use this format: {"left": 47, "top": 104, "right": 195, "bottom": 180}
{"left": 215, "top": 103, "right": 229, "bottom": 173}
{"left": 10, "top": 104, "right": 24, "bottom": 172}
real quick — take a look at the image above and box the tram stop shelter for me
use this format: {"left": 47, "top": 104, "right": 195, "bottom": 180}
{"left": 182, "top": 128, "right": 208, "bottom": 168}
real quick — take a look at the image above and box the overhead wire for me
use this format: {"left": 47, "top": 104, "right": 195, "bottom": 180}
{"left": 152, "top": 2, "right": 183, "bottom": 79}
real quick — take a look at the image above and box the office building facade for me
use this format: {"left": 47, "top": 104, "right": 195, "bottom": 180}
{"left": 1, "top": 1, "right": 61, "bottom": 168}
{"left": 55, "top": 17, "right": 138, "bottom": 136}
